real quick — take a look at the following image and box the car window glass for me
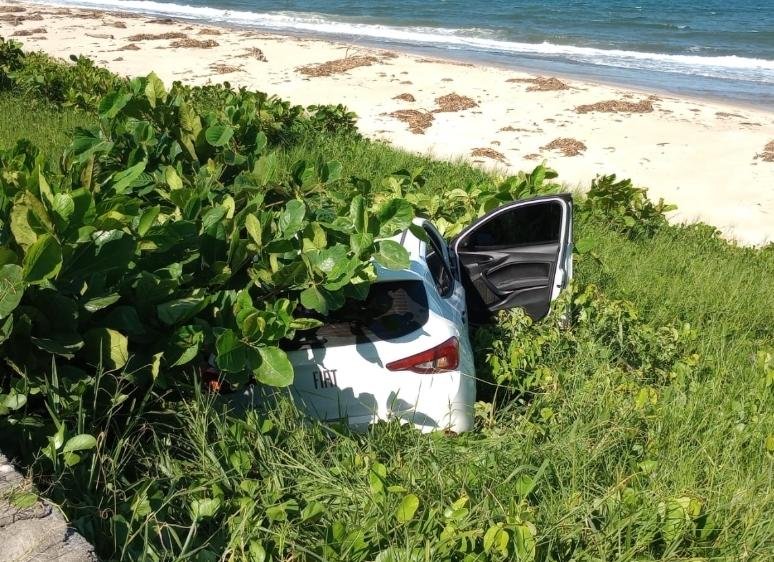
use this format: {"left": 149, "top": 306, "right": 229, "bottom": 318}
{"left": 424, "top": 227, "right": 453, "bottom": 296}
{"left": 283, "top": 281, "right": 429, "bottom": 349}
{"left": 463, "top": 202, "right": 562, "bottom": 250}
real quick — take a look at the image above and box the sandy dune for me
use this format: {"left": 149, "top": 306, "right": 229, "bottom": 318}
{"left": 2, "top": 1, "right": 773, "bottom": 245}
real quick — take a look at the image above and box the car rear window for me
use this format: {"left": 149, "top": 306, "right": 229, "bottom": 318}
{"left": 283, "top": 281, "right": 429, "bottom": 349}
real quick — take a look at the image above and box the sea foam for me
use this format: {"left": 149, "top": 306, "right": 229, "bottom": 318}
{"left": 31, "top": 0, "right": 774, "bottom": 84}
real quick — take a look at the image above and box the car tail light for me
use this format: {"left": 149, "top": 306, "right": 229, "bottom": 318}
{"left": 386, "top": 337, "right": 459, "bottom": 374}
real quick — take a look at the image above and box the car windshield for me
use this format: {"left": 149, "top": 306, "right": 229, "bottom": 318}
{"left": 283, "top": 281, "right": 429, "bottom": 349}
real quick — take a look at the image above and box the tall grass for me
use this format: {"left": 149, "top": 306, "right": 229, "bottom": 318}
{"left": 0, "top": 92, "right": 772, "bottom": 561}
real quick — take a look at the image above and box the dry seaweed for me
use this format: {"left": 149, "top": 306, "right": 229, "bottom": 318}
{"left": 209, "top": 63, "right": 241, "bottom": 74}
{"left": 198, "top": 28, "right": 222, "bottom": 35}
{"left": 0, "top": 5, "right": 25, "bottom": 12}
{"left": 470, "top": 148, "right": 507, "bottom": 163}
{"left": 170, "top": 38, "right": 219, "bottom": 48}
{"left": 237, "top": 47, "right": 267, "bottom": 62}
{"left": 575, "top": 99, "right": 654, "bottom": 114}
{"left": 110, "top": 20, "right": 127, "bottom": 28}
{"left": 393, "top": 93, "right": 416, "bottom": 102}
{"left": 128, "top": 32, "right": 187, "bottom": 41}
{"left": 387, "top": 110, "right": 434, "bottom": 134}
{"left": 433, "top": 93, "right": 477, "bottom": 113}
{"left": 146, "top": 18, "right": 175, "bottom": 24}
{"left": 541, "top": 137, "right": 587, "bottom": 157}
{"left": 715, "top": 111, "right": 746, "bottom": 119}
{"left": 117, "top": 43, "right": 141, "bottom": 51}
{"left": 758, "top": 140, "right": 774, "bottom": 163}
{"left": 0, "top": 13, "right": 42, "bottom": 23}
{"left": 71, "top": 10, "right": 102, "bottom": 19}
{"left": 298, "top": 55, "right": 379, "bottom": 77}
{"left": 506, "top": 76, "right": 569, "bottom": 92}
{"left": 11, "top": 27, "right": 46, "bottom": 36}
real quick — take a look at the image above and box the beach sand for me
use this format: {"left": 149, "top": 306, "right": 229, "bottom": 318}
{"left": 2, "top": 1, "right": 773, "bottom": 245}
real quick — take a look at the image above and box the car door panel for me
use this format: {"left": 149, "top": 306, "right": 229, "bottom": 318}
{"left": 452, "top": 195, "right": 573, "bottom": 323}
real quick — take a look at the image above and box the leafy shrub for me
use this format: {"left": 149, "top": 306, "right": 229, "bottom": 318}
{"left": 306, "top": 103, "right": 360, "bottom": 137}
{"left": 475, "top": 282, "right": 700, "bottom": 397}
{"left": 579, "top": 174, "right": 675, "bottom": 239}
{"left": 0, "top": 73, "right": 416, "bottom": 463}
{"left": 0, "top": 37, "right": 24, "bottom": 89}
{"left": 1, "top": 42, "right": 124, "bottom": 109}
{"left": 401, "top": 163, "right": 562, "bottom": 237}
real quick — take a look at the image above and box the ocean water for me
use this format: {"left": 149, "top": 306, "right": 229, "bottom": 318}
{"left": 45, "top": 0, "right": 774, "bottom": 107}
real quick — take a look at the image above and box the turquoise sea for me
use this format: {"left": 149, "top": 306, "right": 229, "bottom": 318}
{"left": 41, "top": 0, "right": 774, "bottom": 107}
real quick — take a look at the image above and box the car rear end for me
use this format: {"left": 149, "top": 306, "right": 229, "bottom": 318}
{"left": 231, "top": 235, "right": 475, "bottom": 433}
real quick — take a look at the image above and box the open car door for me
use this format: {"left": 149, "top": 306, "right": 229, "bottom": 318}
{"left": 451, "top": 194, "right": 573, "bottom": 323}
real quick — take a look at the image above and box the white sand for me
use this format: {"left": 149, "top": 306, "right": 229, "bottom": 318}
{"left": 2, "top": 1, "right": 773, "bottom": 245}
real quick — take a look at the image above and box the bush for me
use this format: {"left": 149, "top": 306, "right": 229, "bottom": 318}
{"left": 579, "top": 174, "right": 675, "bottom": 239}
{"left": 0, "top": 72, "right": 418, "bottom": 466}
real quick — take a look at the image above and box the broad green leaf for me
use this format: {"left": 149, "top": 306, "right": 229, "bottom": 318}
{"left": 245, "top": 214, "right": 262, "bottom": 246}
{"left": 300, "top": 501, "right": 326, "bottom": 522}
{"left": 350, "top": 195, "right": 367, "bottom": 233}
{"left": 4, "top": 392, "right": 26, "bottom": 411}
{"left": 205, "top": 124, "right": 234, "bottom": 147}
{"left": 32, "top": 335, "right": 84, "bottom": 359}
{"left": 52, "top": 193, "right": 74, "bottom": 226}
{"left": 369, "top": 462, "right": 387, "bottom": 495}
{"left": 512, "top": 523, "right": 536, "bottom": 559}
{"left": 291, "top": 160, "right": 316, "bottom": 188}
{"left": 374, "top": 240, "right": 410, "bottom": 270}
{"left": 279, "top": 200, "right": 306, "bottom": 235}
{"left": 112, "top": 161, "right": 146, "bottom": 194}
{"left": 83, "top": 328, "right": 129, "bottom": 370}
{"left": 0, "top": 264, "right": 24, "bottom": 319}
{"left": 249, "top": 541, "right": 266, "bottom": 562}
{"left": 350, "top": 232, "right": 374, "bottom": 258}
{"left": 483, "top": 525, "right": 510, "bottom": 555}
{"left": 22, "top": 234, "right": 62, "bottom": 284}
{"left": 253, "top": 131, "right": 268, "bottom": 154}
{"left": 396, "top": 494, "right": 420, "bottom": 523}
{"left": 300, "top": 286, "right": 327, "bottom": 315}
{"left": 201, "top": 205, "right": 227, "bottom": 232}
{"left": 164, "top": 166, "right": 183, "bottom": 190}
{"left": 322, "top": 160, "right": 342, "bottom": 183}
{"left": 71, "top": 127, "right": 114, "bottom": 163}
{"left": 157, "top": 296, "right": 208, "bottom": 325}
{"left": 190, "top": 498, "right": 221, "bottom": 520}
{"left": 289, "top": 317, "right": 323, "bottom": 331}
{"left": 137, "top": 206, "right": 160, "bottom": 236}
{"left": 253, "top": 152, "right": 278, "bottom": 186}
{"left": 254, "top": 347, "right": 294, "bottom": 387}
{"left": 83, "top": 293, "right": 121, "bottom": 312}
{"left": 62, "top": 434, "right": 97, "bottom": 454}
{"left": 377, "top": 198, "right": 414, "bottom": 236}
{"left": 216, "top": 329, "right": 257, "bottom": 373}
{"left": 143, "top": 72, "right": 166, "bottom": 108}
{"left": 98, "top": 90, "right": 132, "bottom": 119}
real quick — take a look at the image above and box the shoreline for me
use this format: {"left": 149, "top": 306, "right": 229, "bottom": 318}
{"left": 18, "top": 0, "right": 774, "bottom": 111}
{"left": 2, "top": 0, "right": 773, "bottom": 245}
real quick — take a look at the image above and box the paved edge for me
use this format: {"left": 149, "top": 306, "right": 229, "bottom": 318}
{"left": 0, "top": 453, "right": 98, "bottom": 562}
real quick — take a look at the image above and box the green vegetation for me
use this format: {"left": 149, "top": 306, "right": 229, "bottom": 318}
{"left": 0, "top": 38, "right": 772, "bottom": 562}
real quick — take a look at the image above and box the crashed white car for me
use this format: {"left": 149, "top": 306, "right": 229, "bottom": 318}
{"left": 238, "top": 194, "right": 573, "bottom": 433}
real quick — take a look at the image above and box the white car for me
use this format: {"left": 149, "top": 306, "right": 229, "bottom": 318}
{"left": 237, "top": 194, "right": 573, "bottom": 433}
